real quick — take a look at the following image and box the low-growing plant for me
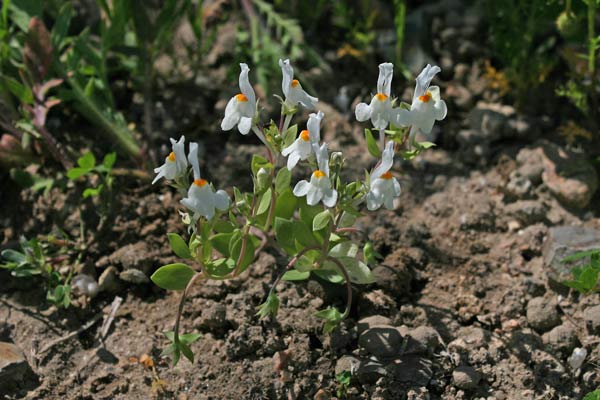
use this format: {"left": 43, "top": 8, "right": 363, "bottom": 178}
{"left": 150, "top": 59, "right": 446, "bottom": 365}
{"left": 562, "top": 249, "right": 600, "bottom": 294}
{"left": 584, "top": 389, "right": 600, "bottom": 400}
{"left": 67, "top": 151, "right": 117, "bottom": 218}
{"left": 0, "top": 236, "right": 71, "bottom": 308}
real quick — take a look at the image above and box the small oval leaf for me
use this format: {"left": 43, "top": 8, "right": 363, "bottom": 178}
{"left": 167, "top": 233, "right": 192, "bottom": 259}
{"left": 151, "top": 263, "right": 195, "bottom": 290}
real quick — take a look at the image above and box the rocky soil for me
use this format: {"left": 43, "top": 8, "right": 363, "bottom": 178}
{"left": 2, "top": 1, "right": 600, "bottom": 399}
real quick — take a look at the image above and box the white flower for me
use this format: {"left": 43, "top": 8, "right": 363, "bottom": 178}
{"left": 293, "top": 143, "right": 337, "bottom": 207}
{"left": 366, "top": 141, "right": 400, "bottom": 210}
{"left": 396, "top": 64, "right": 447, "bottom": 135}
{"left": 152, "top": 135, "right": 187, "bottom": 184}
{"left": 281, "top": 111, "right": 324, "bottom": 170}
{"left": 221, "top": 63, "right": 256, "bottom": 135}
{"left": 279, "top": 59, "right": 318, "bottom": 108}
{"left": 355, "top": 63, "right": 395, "bottom": 130}
{"left": 180, "top": 142, "right": 229, "bottom": 220}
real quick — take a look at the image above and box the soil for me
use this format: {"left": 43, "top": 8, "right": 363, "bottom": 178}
{"left": 2, "top": 1, "right": 600, "bottom": 400}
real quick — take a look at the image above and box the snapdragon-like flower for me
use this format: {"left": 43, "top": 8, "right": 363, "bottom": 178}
{"left": 355, "top": 63, "right": 395, "bottom": 130}
{"left": 293, "top": 143, "right": 337, "bottom": 207}
{"left": 366, "top": 141, "right": 401, "bottom": 211}
{"left": 180, "top": 142, "right": 229, "bottom": 220}
{"left": 221, "top": 63, "right": 256, "bottom": 135}
{"left": 281, "top": 111, "right": 324, "bottom": 170}
{"left": 397, "top": 64, "right": 447, "bottom": 137}
{"left": 279, "top": 59, "right": 318, "bottom": 109}
{"left": 152, "top": 135, "right": 187, "bottom": 184}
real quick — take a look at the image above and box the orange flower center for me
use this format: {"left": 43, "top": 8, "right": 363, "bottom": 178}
{"left": 313, "top": 170, "right": 326, "bottom": 179}
{"left": 300, "top": 129, "right": 310, "bottom": 141}
{"left": 375, "top": 93, "right": 388, "bottom": 101}
{"left": 418, "top": 92, "right": 432, "bottom": 103}
{"left": 194, "top": 178, "right": 208, "bottom": 187}
{"left": 168, "top": 152, "right": 176, "bottom": 161}
{"left": 381, "top": 171, "right": 393, "bottom": 180}
{"left": 236, "top": 93, "right": 248, "bottom": 102}
{"left": 291, "top": 79, "right": 300, "bottom": 88}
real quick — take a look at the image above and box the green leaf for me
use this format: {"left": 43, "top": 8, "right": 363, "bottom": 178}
{"left": 417, "top": 141, "right": 436, "bottom": 149}
{"left": 229, "top": 233, "right": 257, "bottom": 273}
{"left": 323, "top": 257, "right": 376, "bottom": 284}
{"left": 179, "top": 332, "right": 202, "bottom": 345}
{"left": 363, "top": 242, "right": 383, "bottom": 265}
{"left": 561, "top": 250, "right": 600, "bottom": 263}
{"left": 1, "top": 249, "right": 26, "bottom": 264}
{"left": 0, "top": 76, "right": 33, "bottom": 104}
{"left": 77, "top": 152, "right": 96, "bottom": 169}
{"left": 151, "top": 263, "right": 196, "bottom": 291}
{"left": 274, "top": 189, "right": 296, "bottom": 220}
{"left": 205, "top": 258, "right": 235, "bottom": 277}
{"left": 66, "top": 167, "right": 88, "bottom": 180}
{"left": 294, "top": 220, "right": 319, "bottom": 248}
{"left": 257, "top": 188, "right": 272, "bottom": 215}
{"left": 583, "top": 390, "right": 600, "bottom": 400}
{"left": 167, "top": 233, "right": 192, "bottom": 259}
{"left": 256, "top": 293, "right": 279, "bottom": 318}
{"left": 82, "top": 186, "right": 102, "bottom": 198}
{"left": 283, "top": 124, "right": 298, "bottom": 148}
{"left": 251, "top": 154, "right": 272, "bottom": 176}
{"left": 282, "top": 270, "right": 310, "bottom": 281}
{"left": 315, "top": 307, "right": 343, "bottom": 333}
{"left": 365, "top": 129, "right": 381, "bottom": 158}
{"left": 210, "top": 233, "right": 233, "bottom": 257}
{"left": 312, "top": 210, "right": 331, "bottom": 232}
{"left": 274, "top": 218, "right": 296, "bottom": 255}
{"left": 314, "top": 269, "right": 344, "bottom": 283}
{"left": 275, "top": 168, "right": 291, "bottom": 194}
{"left": 329, "top": 242, "right": 358, "bottom": 258}
{"left": 179, "top": 341, "right": 194, "bottom": 363}
{"left": 102, "top": 152, "right": 117, "bottom": 170}
{"left": 213, "top": 220, "right": 235, "bottom": 234}
{"left": 51, "top": 2, "right": 73, "bottom": 48}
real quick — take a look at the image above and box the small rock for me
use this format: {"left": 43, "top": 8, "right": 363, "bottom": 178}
{"left": 356, "top": 359, "right": 387, "bottom": 384}
{"left": 314, "top": 388, "right": 331, "bottom": 400}
{"left": 543, "top": 226, "right": 600, "bottom": 283}
{"left": 335, "top": 355, "right": 360, "bottom": 376}
{"left": 516, "top": 148, "right": 544, "bottom": 184}
{"left": 98, "top": 266, "right": 121, "bottom": 293}
{"left": 583, "top": 305, "right": 600, "bottom": 335}
{"left": 390, "top": 356, "right": 433, "bottom": 386}
{"left": 71, "top": 274, "right": 99, "bottom": 297}
{"left": 119, "top": 269, "right": 149, "bottom": 284}
{"left": 194, "top": 302, "right": 228, "bottom": 332}
{"left": 504, "top": 201, "right": 547, "bottom": 226}
{"left": 468, "top": 102, "right": 514, "bottom": 142}
{"left": 567, "top": 347, "right": 587, "bottom": 370}
{"left": 505, "top": 171, "right": 532, "bottom": 198}
{"left": 0, "top": 341, "right": 31, "bottom": 392}
{"left": 408, "top": 326, "right": 441, "bottom": 352}
{"left": 542, "top": 323, "right": 579, "bottom": 356}
{"left": 453, "top": 365, "right": 481, "bottom": 390}
{"left": 357, "top": 315, "right": 392, "bottom": 335}
{"left": 358, "top": 326, "right": 403, "bottom": 359}
{"left": 526, "top": 297, "right": 560, "bottom": 332}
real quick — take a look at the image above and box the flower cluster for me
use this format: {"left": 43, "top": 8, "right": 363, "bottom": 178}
{"left": 149, "top": 59, "right": 447, "bottom": 366}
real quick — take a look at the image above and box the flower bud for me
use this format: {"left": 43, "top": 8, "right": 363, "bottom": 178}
{"left": 256, "top": 167, "right": 271, "bottom": 191}
{"left": 330, "top": 151, "right": 344, "bottom": 168}
{"left": 556, "top": 11, "right": 579, "bottom": 39}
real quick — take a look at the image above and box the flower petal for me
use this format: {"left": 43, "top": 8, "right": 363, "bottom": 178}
{"left": 281, "top": 140, "right": 297, "bottom": 156}
{"left": 306, "top": 184, "right": 321, "bottom": 206}
{"left": 413, "top": 64, "right": 441, "bottom": 103}
{"left": 355, "top": 102, "right": 372, "bottom": 122}
{"left": 307, "top": 110, "right": 324, "bottom": 144}
{"left": 288, "top": 86, "right": 318, "bottom": 108}
{"left": 366, "top": 191, "right": 381, "bottom": 211}
{"left": 293, "top": 180, "right": 310, "bottom": 197}
{"left": 238, "top": 116, "right": 252, "bottom": 135}
{"left": 214, "top": 189, "right": 230, "bottom": 211}
{"left": 376, "top": 62, "right": 394, "bottom": 96}
{"left": 279, "top": 59, "right": 293, "bottom": 98}
{"left": 287, "top": 151, "right": 301, "bottom": 170}
{"left": 221, "top": 97, "right": 241, "bottom": 131}
{"left": 315, "top": 143, "right": 329, "bottom": 176}
{"left": 371, "top": 141, "right": 395, "bottom": 179}
{"left": 188, "top": 142, "right": 200, "bottom": 179}
{"left": 238, "top": 63, "right": 256, "bottom": 107}
{"left": 322, "top": 188, "right": 338, "bottom": 208}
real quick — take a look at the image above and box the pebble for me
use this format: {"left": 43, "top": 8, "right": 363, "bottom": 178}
{"left": 356, "top": 315, "right": 392, "bottom": 335}
{"left": 98, "top": 266, "right": 121, "bottom": 292}
{"left": 334, "top": 355, "right": 360, "bottom": 376}
{"left": 526, "top": 297, "right": 560, "bottom": 332}
{"left": 0, "top": 341, "right": 31, "bottom": 391}
{"left": 71, "top": 274, "right": 99, "bottom": 297}
{"left": 408, "top": 326, "right": 441, "bottom": 352}
{"left": 358, "top": 326, "right": 403, "bottom": 359}
{"left": 542, "top": 323, "right": 579, "bottom": 356}
{"left": 355, "top": 359, "right": 387, "bottom": 384}
{"left": 583, "top": 305, "right": 600, "bottom": 335}
{"left": 504, "top": 201, "right": 547, "bottom": 226}
{"left": 453, "top": 365, "right": 481, "bottom": 390}
{"left": 119, "top": 269, "right": 149, "bottom": 284}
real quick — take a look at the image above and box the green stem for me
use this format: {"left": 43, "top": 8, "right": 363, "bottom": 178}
{"left": 325, "top": 255, "right": 353, "bottom": 319}
{"left": 589, "top": 0, "right": 596, "bottom": 76}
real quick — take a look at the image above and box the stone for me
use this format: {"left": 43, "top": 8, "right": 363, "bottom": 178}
{"left": 536, "top": 141, "right": 598, "bottom": 208}
{"left": 194, "top": 302, "right": 228, "bottom": 332}
{"left": 0, "top": 341, "right": 31, "bottom": 391}
{"left": 453, "top": 365, "right": 481, "bottom": 390}
{"left": 516, "top": 147, "right": 544, "bottom": 184}
{"left": 504, "top": 201, "right": 547, "bottom": 226}
{"left": 358, "top": 326, "right": 403, "bottom": 359}
{"left": 355, "top": 359, "right": 387, "bottom": 384}
{"left": 542, "top": 323, "right": 579, "bottom": 356}
{"left": 543, "top": 226, "right": 600, "bottom": 283}
{"left": 335, "top": 355, "right": 360, "bottom": 376}
{"left": 468, "top": 102, "right": 514, "bottom": 142}
{"left": 71, "top": 274, "right": 99, "bottom": 297}
{"left": 390, "top": 356, "right": 433, "bottom": 386}
{"left": 119, "top": 268, "right": 149, "bottom": 284}
{"left": 583, "top": 305, "right": 600, "bottom": 335}
{"left": 504, "top": 171, "right": 532, "bottom": 198}
{"left": 526, "top": 297, "right": 560, "bottom": 332}
{"left": 357, "top": 315, "right": 393, "bottom": 336}
{"left": 408, "top": 326, "right": 441, "bottom": 352}
{"left": 98, "top": 266, "right": 122, "bottom": 293}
